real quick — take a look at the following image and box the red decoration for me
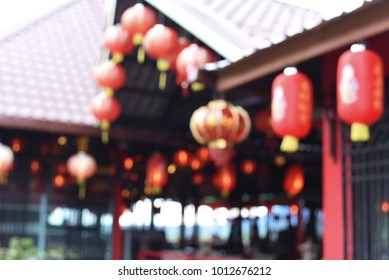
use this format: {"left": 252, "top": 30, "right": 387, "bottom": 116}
{"left": 253, "top": 108, "right": 273, "bottom": 136}
{"left": 90, "top": 92, "right": 122, "bottom": 144}
{"left": 173, "top": 150, "right": 190, "bottom": 167}
{"left": 337, "top": 45, "right": 384, "bottom": 142}
{"left": 209, "top": 148, "right": 235, "bottom": 167}
{"left": 214, "top": 163, "right": 236, "bottom": 197}
{"left": 190, "top": 99, "right": 251, "bottom": 150}
{"left": 189, "top": 156, "right": 202, "bottom": 171}
{"left": 167, "top": 37, "right": 191, "bottom": 72}
{"left": 271, "top": 68, "right": 313, "bottom": 153}
{"left": 0, "top": 143, "right": 14, "bottom": 184}
{"left": 146, "top": 153, "right": 168, "bottom": 195}
{"left": 283, "top": 165, "right": 304, "bottom": 197}
{"left": 103, "top": 24, "right": 134, "bottom": 63}
{"left": 143, "top": 24, "right": 179, "bottom": 89}
{"left": 121, "top": 3, "right": 157, "bottom": 63}
{"left": 94, "top": 61, "right": 126, "bottom": 92}
{"left": 176, "top": 44, "right": 216, "bottom": 92}
{"left": 241, "top": 159, "right": 257, "bottom": 175}
{"left": 192, "top": 173, "right": 204, "bottom": 185}
{"left": 196, "top": 147, "right": 210, "bottom": 163}
{"left": 67, "top": 151, "right": 97, "bottom": 199}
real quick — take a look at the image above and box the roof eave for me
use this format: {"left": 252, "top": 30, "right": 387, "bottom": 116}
{"left": 213, "top": 0, "right": 389, "bottom": 92}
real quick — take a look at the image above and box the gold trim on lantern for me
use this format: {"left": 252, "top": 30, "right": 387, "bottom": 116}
{"left": 350, "top": 122, "right": 370, "bottom": 142}
{"left": 190, "top": 106, "right": 208, "bottom": 144}
{"left": 112, "top": 53, "right": 124, "bottom": 64}
{"left": 209, "top": 139, "right": 228, "bottom": 150}
{"left": 235, "top": 106, "right": 252, "bottom": 143}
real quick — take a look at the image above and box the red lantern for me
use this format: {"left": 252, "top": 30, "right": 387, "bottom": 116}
{"left": 0, "top": 143, "right": 14, "bottom": 184}
{"left": 143, "top": 24, "right": 179, "bottom": 89}
{"left": 214, "top": 163, "right": 236, "bottom": 197}
{"left": 103, "top": 24, "right": 134, "bottom": 63}
{"left": 167, "top": 37, "right": 191, "bottom": 72}
{"left": 94, "top": 61, "right": 126, "bottom": 92}
{"left": 190, "top": 99, "right": 251, "bottom": 149}
{"left": 337, "top": 44, "right": 384, "bottom": 142}
{"left": 241, "top": 159, "right": 257, "bottom": 175}
{"left": 90, "top": 92, "right": 122, "bottom": 144}
{"left": 283, "top": 164, "right": 304, "bottom": 197}
{"left": 120, "top": 3, "right": 158, "bottom": 63}
{"left": 189, "top": 156, "right": 202, "bottom": 171}
{"left": 271, "top": 68, "right": 313, "bottom": 153}
{"left": 173, "top": 150, "right": 190, "bottom": 167}
{"left": 196, "top": 147, "right": 210, "bottom": 163}
{"left": 192, "top": 173, "right": 204, "bottom": 185}
{"left": 176, "top": 44, "right": 216, "bottom": 92}
{"left": 146, "top": 153, "right": 168, "bottom": 195}
{"left": 253, "top": 108, "right": 273, "bottom": 136}
{"left": 67, "top": 151, "right": 97, "bottom": 199}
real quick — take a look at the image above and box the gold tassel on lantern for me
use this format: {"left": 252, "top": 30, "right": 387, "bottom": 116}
{"left": 112, "top": 53, "right": 124, "bottom": 64}
{"left": 77, "top": 178, "right": 86, "bottom": 200}
{"left": 280, "top": 135, "right": 299, "bottom": 153}
{"left": 133, "top": 34, "right": 145, "bottom": 63}
{"left": 100, "top": 120, "right": 110, "bottom": 144}
{"left": 157, "top": 59, "right": 170, "bottom": 90}
{"left": 350, "top": 122, "right": 369, "bottom": 142}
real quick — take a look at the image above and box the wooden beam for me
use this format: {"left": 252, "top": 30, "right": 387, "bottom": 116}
{"left": 0, "top": 117, "right": 190, "bottom": 147}
{"left": 216, "top": 1, "right": 389, "bottom": 92}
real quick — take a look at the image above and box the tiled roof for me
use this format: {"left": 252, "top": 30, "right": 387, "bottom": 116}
{"left": 0, "top": 0, "right": 107, "bottom": 128}
{"left": 146, "top": 0, "right": 376, "bottom": 62}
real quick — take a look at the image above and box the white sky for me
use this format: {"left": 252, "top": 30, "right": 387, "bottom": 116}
{"left": 0, "top": 0, "right": 70, "bottom": 33}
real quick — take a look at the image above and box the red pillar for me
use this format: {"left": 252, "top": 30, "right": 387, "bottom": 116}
{"left": 322, "top": 111, "right": 344, "bottom": 259}
{"left": 112, "top": 180, "right": 123, "bottom": 260}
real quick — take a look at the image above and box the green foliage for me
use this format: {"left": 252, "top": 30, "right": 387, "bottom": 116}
{"left": 0, "top": 237, "right": 66, "bottom": 260}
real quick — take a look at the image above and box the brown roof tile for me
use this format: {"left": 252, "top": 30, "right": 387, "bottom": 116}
{"left": 0, "top": 0, "right": 107, "bottom": 128}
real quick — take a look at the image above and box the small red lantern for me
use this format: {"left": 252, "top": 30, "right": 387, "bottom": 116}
{"left": 189, "top": 156, "right": 202, "bottom": 171}
{"left": 176, "top": 44, "right": 216, "bottom": 92}
{"left": 120, "top": 3, "right": 158, "bottom": 63}
{"left": 103, "top": 24, "right": 134, "bottom": 63}
{"left": 214, "top": 163, "right": 236, "bottom": 197}
{"left": 253, "top": 108, "right": 273, "bottom": 136}
{"left": 190, "top": 99, "right": 251, "bottom": 151}
{"left": 196, "top": 147, "right": 210, "bottom": 163}
{"left": 143, "top": 24, "right": 179, "bottom": 89}
{"left": 271, "top": 67, "right": 313, "bottom": 153}
{"left": 94, "top": 61, "right": 126, "bottom": 93}
{"left": 90, "top": 92, "right": 122, "bottom": 144}
{"left": 283, "top": 164, "right": 304, "bottom": 197}
{"left": 337, "top": 44, "right": 384, "bottom": 142}
{"left": 192, "top": 173, "right": 204, "bottom": 185}
{"left": 0, "top": 143, "right": 14, "bottom": 184}
{"left": 173, "top": 150, "right": 190, "bottom": 167}
{"left": 241, "top": 159, "right": 257, "bottom": 175}
{"left": 67, "top": 151, "right": 97, "bottom": 199}
{"left": 146, "top": 153, "right": 168, "bottom": 195}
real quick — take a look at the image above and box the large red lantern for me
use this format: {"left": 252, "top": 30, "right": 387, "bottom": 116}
{"left": 0, "top": 143, "right": 14, "bottom": 184}
{"left": 190, "top": 99, "right": 251, "bottom": 150}
{"left": 337, "top": 44, "right": 384, "bottom": 142}
{"left": 94, "top": 61, "right": 126, "bottom": 93}
{"left": 103, "top": 24, "right": 134, "bottom": 63}
{"left": 271, "top": 68, "right": 313, "bottom": 153}
{"left": 67, "top": 151, "right": 97, "bottom": 200}
{"left": 90, "top": 92, "right": 122, "bottom": 144}
{"left": 143, "top": 24, "right": 179, "bottom": 89}
{"left": 213, "top": 163, "right": 236, "bottom": 197}
{"left": 120, "top": 3, "right": 157, "bottom": 63}
{"left": 283, "top": 164, "right": 304, "bottom": 197}
{"left": 146, "top": 153, "right": 168, "bottom": 195}
{"left": 176, "top": 44, "right": 216, "bottom": 92}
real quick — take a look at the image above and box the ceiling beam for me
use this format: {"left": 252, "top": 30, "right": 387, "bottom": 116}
{"left": 216, "top": 0, "right": 389, "bottom": 92}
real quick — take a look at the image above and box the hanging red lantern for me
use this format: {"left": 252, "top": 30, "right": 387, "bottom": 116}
{"left": 94, "top": 61, "right": 126, "bottom": 93}
{"left": 337, "top": 44, "right": 384, "bottom": 142}
{"left": 173, "top": 149, "right": 190, "bottom": 167}
{"left": 121, "top": 3, "right": 158, "bottom": 63}
{"left": 67, "top": 151, "right": 97, "bottom": 200}
{"left": 103, "top": 24, "right": 134, "bottom": 63}
{"left": 196, "top": 146, "right": 210, "bottom": 164}
{"left": 271, "top": 67, "right": 313, "bottom": 153}
{"left": 145, "top": 153, "right": 168, "bottom": 195}
{"left": 143, "top": 24, "right": 179, "bottom": 89}
{"left": 190, "top": 99, "right": 251, "bottom": 149}
{"left": 283, "top": 164, "right": 304, "bottom": 197}
{"left": 253, "top": 108, "right": 273, "bottom": 136}
{"left": 166, "top": 37, "right": 191, "bottom": 72}
{"left": 0, "top": 143, "right": 14, "bottom": 184}
{"left": 241, "top": 159, "right": 257, "bottom": 175}
{"left": 214, "top": 163, "right": 236, "bottom": 198}
{"left": 90, "top": 92, "right": 121, "bottom": 144}
{"left": 192, "top": 173, "right": 204, "bottom": 185}
{"left": 189, "top": 156, "right": 202, "bottom": 171}
{"left": 176, "top": 44, "right": 216, "bottom": 92}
